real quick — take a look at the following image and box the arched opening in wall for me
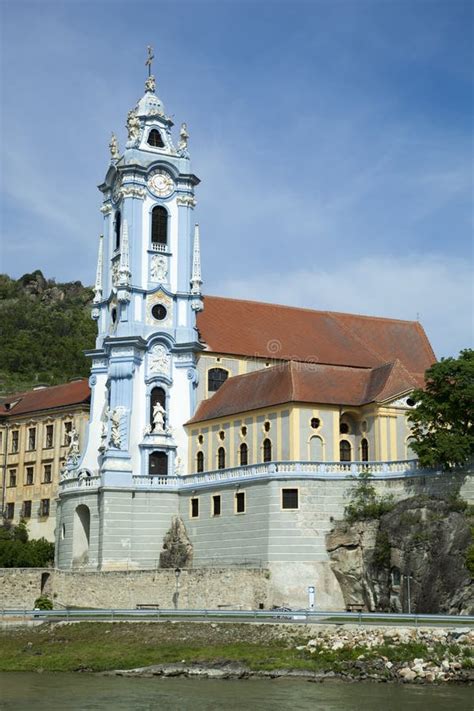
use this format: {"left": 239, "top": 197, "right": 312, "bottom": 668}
{"left": 391, "top": 566, "right": 401, "bottom": 587}
{"left": 240, "top": 442, "right": 248, "bottom": 466}
{"left": 309, "top": 435, "right": 324, "bottom": 462}
{"left": 217, "top": 447, "right": 225, "bottom": 469}
{"left": 361, "top": 438, "right": 369, "bottom": 462}
{"left": 150, "top": 386, "right": 166, "bottom": 430}
{"left": 339, "top": 439, "right": 352, "bottom": 462}
{"left": 339, "top": 412, "right": 359, "bottom": 436}
{"left": 148, "top": 129, "right": 164, "bottom": 148}
{"left": 263, "top": 438, "right": 272, "bottom": 463}
{"left": 72, "top": 504, "right": 90, "bottom": 566}
{"left": 40, "top": 572, "right": 51, "bottom": 595}
{"left": 114, "top": 210, "right": 121, "bottom": 250}
{"left": 151, "top": 206, "right": 168, "bottom": 246}
{"left": 208, "top": 367, "right": 228, "bottom": 393}
{"left": 196, "top": 450, "right": 204, "bottom": 473}
{"left": 149, "top": 451, "right": 168, "bottom": 477}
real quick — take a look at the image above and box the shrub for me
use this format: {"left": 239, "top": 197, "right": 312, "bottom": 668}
{"left": 344, "top": 471, "right": 395, "bottom": 523}
{"left": 34, "top": 596, "right": 53, "bottom": 610}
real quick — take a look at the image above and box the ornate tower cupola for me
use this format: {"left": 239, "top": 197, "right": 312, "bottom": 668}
{"left": 72, "top": 47, "right": 203, "bottom": 491}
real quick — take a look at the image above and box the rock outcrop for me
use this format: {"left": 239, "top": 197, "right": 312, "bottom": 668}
{"left": 326, "top": 497, "right": 473, "bottom": 614}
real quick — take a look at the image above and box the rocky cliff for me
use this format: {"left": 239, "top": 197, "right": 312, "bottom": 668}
{"left": 326, "top": 497, "right": 473, "bottom": 614}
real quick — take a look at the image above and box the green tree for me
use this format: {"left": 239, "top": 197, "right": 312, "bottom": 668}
{"left": 0, "top": 520, "right": 54, "bottom": 567}
{"left": 407, "top": 349, "right": 474, "bottom": 470}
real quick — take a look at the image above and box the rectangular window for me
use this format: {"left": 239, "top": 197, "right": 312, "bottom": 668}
{"left": 8, "top": 469, "right": 17, "bottom": 487}
{"left": 40, "top": 499, "right": 50, "bottom": 517}
{"left": 190, "top": 497, "right": 199, "bottom": 518}
{"left": 282, "top": 488, "right": 299, "bottom": 510}
{"left": 45, "top": 425, "right": 54, "bottom": 448}
{"left": 6, "top": 503, "right": 14, "bottom": 519}
{"left": 25, "top": 466, "right": 34, "bottom": 486}
{"left": 212, "top": 494, "right": 221, "bottom": 517}
{"left": 63, "top": 421, "right": 72, "bottom": 445}
{"left": 43, "top": 464, "right": 52, "bottom": 484}
{"left": 235, "top": 491, "right": 246, "bottom": 514}
{"left": 28, "top": 427, "right": 36, "bottom": 450}
{"left": 11, "top": 430, "right": 19, "bottom": 453}
{"left": 23, "top": 500, "right": 32, "bottom": 518}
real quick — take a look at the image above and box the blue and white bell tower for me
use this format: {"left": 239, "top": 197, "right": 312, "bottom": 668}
{"left": 72, "top": 58, "right": 203, "bottom": 488}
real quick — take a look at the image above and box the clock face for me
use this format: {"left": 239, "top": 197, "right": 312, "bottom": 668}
{"left": 148, "top": 169, "right": 174, "bottom": 198}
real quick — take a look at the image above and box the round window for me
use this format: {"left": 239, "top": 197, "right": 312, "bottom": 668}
{"left": 219, "top": 430, "right": 225, "bottom": 441}
{"left": 310, "top": 417, "right": 320, "bottom": 429}
{"left": 241, "top": 426, "right": 247, "bottom": 437}
{"left": 152, "top": 304, "right": 167, "bottom": 321}
{"left": 406, "top": 398, "right": 415, "bottom": 407}
{"left": 340, "top": 422, "right": 350, "bottom": 435}
{"left": 198, "top": 434, "right": 204, "bottom": 445}
{"left": 264, "top": 421, "right": 271, "bottom": 432}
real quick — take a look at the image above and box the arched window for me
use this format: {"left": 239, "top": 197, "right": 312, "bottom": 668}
{"left": 208, "top": 368, "right": 228, "bottom": 392}
{"left": 196, "top": 451, "right": 204, "bottom": 473}
{"left": 147, "top": 129, "right": 164, "bottom": 148}
{"left": 150, "top": 387, "right": 166, "bottom": 429}
{"left": 114, "top": 210, "right": 121, "bottom": 250}
{"left": 149, "top": 451, "right": 168, "bottom": 477}
{"left": 339, "top": 439, "right": 352, "bottom": 462}
{"left": 73, "top": 504, "right": 90, "bottom": 565}
{"left": 240, "top": 442, "right": 248, "bottom": 466}
{"left": 361, "top": 438, "right": 369, "bottom": 462}
{"left": 263, "top": 438, "right": 272, "bottom": 463}
{"left": 151, "top": 206, "right": 168, "bottom": 246}
{"left": 217, "top": 447, "right": 225, "bottom": 469}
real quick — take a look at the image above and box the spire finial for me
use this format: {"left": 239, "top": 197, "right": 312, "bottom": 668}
{"left": 145, "top": 45, "right": 154, "bottom": 77}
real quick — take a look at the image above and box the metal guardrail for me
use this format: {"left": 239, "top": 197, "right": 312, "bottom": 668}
{"left": 1, "top": 608, "right": 473, "bottom": 626}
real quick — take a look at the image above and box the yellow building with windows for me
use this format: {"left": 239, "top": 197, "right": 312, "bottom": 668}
{"left": 0, "top": 379, "right": 90, "bottom": 541}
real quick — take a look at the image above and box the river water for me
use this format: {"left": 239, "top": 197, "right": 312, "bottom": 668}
{"left": 0, "top": 673, "right": 472, "bottom": 711}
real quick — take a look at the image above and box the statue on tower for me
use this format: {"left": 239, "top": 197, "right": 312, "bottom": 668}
{"left": 109, "top": 132, "right": 120, "bottom": 161}
{"left": 145, "top": 74, "right": 156, "bottom": 93}
{"left": 178, "top": 122, "right": 189, "bottom": 157}
{"left": 152, "top": 402, "right": 166, "bottom": 432}
{"left": 126, "top": 109, "right": 141, "bottom": 142}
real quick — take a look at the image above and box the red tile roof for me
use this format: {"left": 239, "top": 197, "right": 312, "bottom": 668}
{"left": 196, "top": 296, "right": 436, "bottom": 378}
{"left": 0, "top": 379, "right": 90, "bottom": 417}
{"left": 187, "top": 360, "right": 419, "bottom": 424}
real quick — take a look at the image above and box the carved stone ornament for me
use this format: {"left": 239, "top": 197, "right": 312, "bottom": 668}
{"left": 112, "top": 178, "right": 122, "bottom": 204}
{"left": 111, "top": 260, "right": 120, "bottom": 287}
{"left": 100, "top": 202, "right": 112, "bottom": 215}
{"left": 150, "top": 255, "right": 168, "bottom": 282}
{"left": 149, "top": 344, "right": 170, "bottom": 375}
{"left": 176, "top": 195, "right": 196, "bottom": 208}
{"left": 121, "top": 185, "right": 146, "bottom": 199}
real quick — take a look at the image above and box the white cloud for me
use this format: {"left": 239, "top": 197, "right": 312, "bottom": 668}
{"left": 210, "top": 254, "right": 473, "bottom": 359}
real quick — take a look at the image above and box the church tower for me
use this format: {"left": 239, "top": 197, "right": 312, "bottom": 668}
{"left": 61, "top": 51, "right": 202, "bottom": 496}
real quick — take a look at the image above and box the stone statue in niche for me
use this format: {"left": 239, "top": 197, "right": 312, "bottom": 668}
{"left": 152, "top": 402, "right": 166, "bottom": 432}
{"left": 149, "top": 344, "right": 170, "bottom": 375}
{"left": 150, "top": 255, "right": 168, "bottom": 282}
{"left": 174, "top": 456, "right": 183, "bottom": 475}
{"left": 109, "top": 408, "right": 122, "bottom": 448}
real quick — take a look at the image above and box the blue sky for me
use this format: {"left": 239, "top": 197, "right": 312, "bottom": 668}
{"left": 0, "top": 0, "right": 472, "bottom": 358}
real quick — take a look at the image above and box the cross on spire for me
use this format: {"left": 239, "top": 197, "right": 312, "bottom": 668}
{"left": 145, "top": 45, "right": 154, "bottom": 77}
